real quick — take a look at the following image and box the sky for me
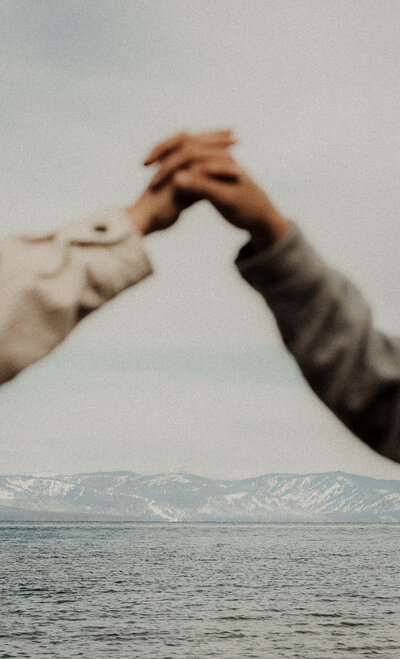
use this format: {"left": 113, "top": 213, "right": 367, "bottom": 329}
{"left": 0, "top": 0, "right": 400, "bottom": 480}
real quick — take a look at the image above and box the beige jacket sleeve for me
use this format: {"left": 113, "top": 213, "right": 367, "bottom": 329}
{"left": 0, "top": 207, "right": 152, "bottom": 384}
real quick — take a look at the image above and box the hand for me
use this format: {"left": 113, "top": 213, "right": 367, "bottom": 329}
{"left": 128, "top": 130, "right": 237, "bottom": 235}
{"left": 146, "top": 131, "right": 292, "bottom": 250}
{"left": 125, "top": 182, "right": 191, "bottom": 235}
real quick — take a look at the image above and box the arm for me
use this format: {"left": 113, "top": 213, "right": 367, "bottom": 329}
{"left": 0, "top": 180, "right": 190, "bottom": 384}
{"left": 146, "top": 130, "right": 400, "bottom": 462}
{"left": 0, "top": 202, "right": 152, "bottom": 384}
{"left": 0, "top": 130, "right": 234, "bottom": 385}
{"left": 236, "top": 225, "right": 400, "bottom": 463}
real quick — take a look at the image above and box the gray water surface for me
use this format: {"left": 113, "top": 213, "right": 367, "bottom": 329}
{"left": 0, "top": 523, "right": 399, "bottom": 658}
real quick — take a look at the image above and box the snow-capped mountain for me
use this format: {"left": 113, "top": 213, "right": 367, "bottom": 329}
{"left": 1, "top": 471, "right": 400, "bottom": 522}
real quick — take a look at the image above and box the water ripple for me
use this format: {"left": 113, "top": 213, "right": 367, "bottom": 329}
{"left": 0, "top": 523, "right": 400, "bottom": 657}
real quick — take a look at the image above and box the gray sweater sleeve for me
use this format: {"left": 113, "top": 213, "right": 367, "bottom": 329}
{"left": 235, "top": 225, "right": 400, "bottom": 463}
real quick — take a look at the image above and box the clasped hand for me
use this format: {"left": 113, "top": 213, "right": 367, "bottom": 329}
{"left": 127, "top": 130, "right": 291, "bottom": 251}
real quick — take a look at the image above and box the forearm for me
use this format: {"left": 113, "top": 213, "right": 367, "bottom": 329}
{"left": 0, "top": 206, "right": 152, "bottom": 384}
{"left": 236, "top": 226, "right": 400, "bottom": 462}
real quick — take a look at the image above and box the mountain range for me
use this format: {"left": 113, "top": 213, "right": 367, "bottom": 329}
{"left": 1, "top": 471, "right": 400, "bottom": 522}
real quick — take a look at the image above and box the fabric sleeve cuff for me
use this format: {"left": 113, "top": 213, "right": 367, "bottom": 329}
{"left": 235, "top": 222, "right": 326, "bottom": 297}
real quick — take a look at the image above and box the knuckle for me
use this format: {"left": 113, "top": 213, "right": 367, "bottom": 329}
{"left": 172, "top": 170, "right": 184, "bottom": 184}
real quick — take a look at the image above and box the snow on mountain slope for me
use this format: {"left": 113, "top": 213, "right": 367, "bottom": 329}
{"left": 0, "top": 471, "right": 400, "bottom": 522}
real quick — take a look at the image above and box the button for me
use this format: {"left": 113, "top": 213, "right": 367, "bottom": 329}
{"left": 56, "top": 207, "right": 132, "bottom": 245}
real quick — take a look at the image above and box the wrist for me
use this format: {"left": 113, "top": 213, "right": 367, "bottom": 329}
{"left": 125, "top": 193, "right": 155, "bottom": 236}
{"left": 249, "top": 213, "right": 292, "bottom": 252}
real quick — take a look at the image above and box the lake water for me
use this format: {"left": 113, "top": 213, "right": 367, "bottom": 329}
{"left": 0, "top": 523, "right": 399, "bottom": 658}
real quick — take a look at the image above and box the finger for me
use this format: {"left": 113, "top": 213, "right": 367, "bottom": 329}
{"left": 150, "top": 146, "right": 237, "bottom": 188}
{"left": 149, "top": 145, "right": 207, "bottom": 188}
{"left": 144, "top": 132, "right": 235, "bottom": 166}
{"left": 202, "top": 160, "right": 242, "bottom": 180}
{"left": 144, "top": 132, "right": 188, "bottom": 166}
{"left": 192, "top": 131, "right": 236, "bottom": 148}
{"left": 173, "top": 169, "right": 233, "bottom": 205}
{"left": 194, "top": 129, "right": 233, "bottom": 141}
{"left": 144, "top": 129, "right": 234, "bottom": 165}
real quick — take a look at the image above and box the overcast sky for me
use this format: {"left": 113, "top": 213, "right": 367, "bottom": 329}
{"left": 1, "top": 0, "right": 400, "bottom": 479}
